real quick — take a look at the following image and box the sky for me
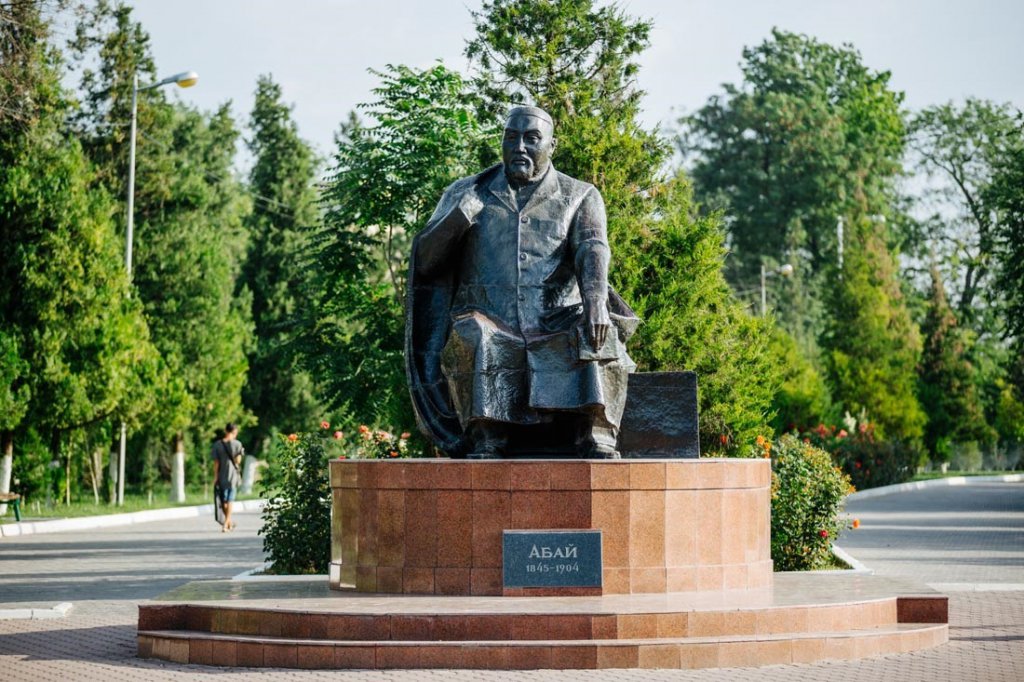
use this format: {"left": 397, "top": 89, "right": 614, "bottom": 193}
{"left": 118, "top": 0, "right": 1024, "bottom": 167}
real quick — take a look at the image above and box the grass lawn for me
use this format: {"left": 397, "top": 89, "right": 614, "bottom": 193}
{"left": 0, "top": 484, "right": 260, "bottom": 523}
{"left": 910, "top": 470, "right": 1019, "bottom": 482}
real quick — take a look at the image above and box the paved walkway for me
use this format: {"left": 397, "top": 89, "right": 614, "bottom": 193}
{"left": 0, "top": 482, "right": 1021, "bottom": 680}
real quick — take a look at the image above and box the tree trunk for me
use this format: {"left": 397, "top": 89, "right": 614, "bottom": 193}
{"left": 241, "top": 455, "right": 256, "bottom": 495}
{"left": 170, "top": 432, "right": 186, "bottom": 503}
{"left": 108, "top": 433, "right": 118, "bottom": 505}
{"left": 87, "top": 446, "right": 102, "bottom": 504}
{"left": 0, "top": 431, "right": 13, "bottom": 516}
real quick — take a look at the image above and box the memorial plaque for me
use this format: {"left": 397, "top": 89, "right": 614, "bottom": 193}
{"left": 502, "top": 530, "right": 602, "bottom": 588}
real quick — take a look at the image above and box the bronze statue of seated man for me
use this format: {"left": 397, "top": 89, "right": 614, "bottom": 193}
{"left": 406, "top": 105, "right": 639, "bottom": 459}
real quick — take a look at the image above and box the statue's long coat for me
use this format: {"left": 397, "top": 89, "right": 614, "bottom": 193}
{"left": 405, "top": 164, "right": 637, "bottom": 454}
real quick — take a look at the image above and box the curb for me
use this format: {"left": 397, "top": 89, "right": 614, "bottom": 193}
{"left": 846, "top": 473, "right": 1022, "bottom": 502}
{"left": 830, "top": 544, "right": 873, "bottom": 574}
{"left": 231, "top": 564, "right": 328, "bottom": 582}
{"left": 0, "top": 499, "right": 266, "bottom": 538}
{"left": 0, "top": 602, "right": 73, "bottom": 620}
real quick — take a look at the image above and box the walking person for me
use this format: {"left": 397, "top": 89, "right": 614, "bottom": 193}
{"left": 212, "top": 423, "right": 244, "bottom": 532}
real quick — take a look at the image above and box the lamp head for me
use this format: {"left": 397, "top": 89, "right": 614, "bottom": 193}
{"left": 172, "top": 71, "right": 199, "bottom": 88}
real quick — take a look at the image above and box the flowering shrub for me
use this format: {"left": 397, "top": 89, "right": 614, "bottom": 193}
{"left": 769, "top": 434, "right": 854, "bottom": 571}
{"left": 258, "top": 420, "right": 417, "bottom": 574}
{"left": 800, "top": 420, "right": 918, "bottom": 490}
{"left": 259, "top": 430, "right": 333, "bottom": 574}
{"left": 353, "top": 425, "right": 412, "bottom": 459}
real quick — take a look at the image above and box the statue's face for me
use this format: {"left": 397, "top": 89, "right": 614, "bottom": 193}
{"left": 502, "top": 114, "right": 556, "bottom": 184}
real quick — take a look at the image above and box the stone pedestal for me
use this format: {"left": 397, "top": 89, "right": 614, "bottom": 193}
{"left": 139, "top": 456, "right": 949, "bottom": 670}
{"left": 329, "top": 459, "right": 771, "bottom": 596}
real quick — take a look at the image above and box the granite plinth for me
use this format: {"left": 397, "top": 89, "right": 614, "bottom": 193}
{"left": 328, "top": 458, "right": 772, "bottom": 596}
{"left": 138, "top": 573, "right": 949, "bottom": 670}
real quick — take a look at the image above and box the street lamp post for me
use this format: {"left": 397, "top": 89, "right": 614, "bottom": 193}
{"left": 115, "top": 70, "right": 198, "bottom": 506}
{"left": 760, "top": 262, "right": 794, "bottom": 317}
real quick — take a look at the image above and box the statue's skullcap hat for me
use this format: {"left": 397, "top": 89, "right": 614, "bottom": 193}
{"left": 506, "top": 105, "right": 554, "bottom": 126}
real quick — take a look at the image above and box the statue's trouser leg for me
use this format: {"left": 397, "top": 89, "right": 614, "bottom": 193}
{"left": 466, "top": 420, "right": 508, "bottom": 459}
{"left": 576, "top": 417, "right": 620, "bottom": 459}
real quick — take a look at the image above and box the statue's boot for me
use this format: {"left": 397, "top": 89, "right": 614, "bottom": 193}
{"left": 467, "top": 421, "right": 507, "bottom": 459}
{"left": 577, "top": 420, "right": 620, "bottom": 459}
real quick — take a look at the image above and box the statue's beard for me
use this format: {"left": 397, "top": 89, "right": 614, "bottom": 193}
{"left": 506, "top": 159, "right": 544, "bottom": 185}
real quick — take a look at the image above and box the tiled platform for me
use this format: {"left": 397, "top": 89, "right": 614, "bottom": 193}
{"left": 137, "top": 573, "right": 948, "bottom": 670}
{"left": 329, "top": 459, "right": 772, "bottom": 595}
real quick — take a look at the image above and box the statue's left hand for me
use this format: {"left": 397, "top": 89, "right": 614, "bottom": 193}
{"left": 585, "top": 302, "right": 611, "bottom": 349}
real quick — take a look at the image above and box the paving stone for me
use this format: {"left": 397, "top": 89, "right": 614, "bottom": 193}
{"left": 0, "top": 483, "right": 1022, "bottom": 680}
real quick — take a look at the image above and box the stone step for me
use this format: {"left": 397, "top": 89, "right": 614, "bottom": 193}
{"left": 138, "top": 622, "right": 948, "bottom": 670}
{"left": 139, "top": 597, "right": 902, "bottom": 642}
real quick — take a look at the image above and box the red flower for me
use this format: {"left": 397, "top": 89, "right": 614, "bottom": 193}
{"left": 333, "top": 431, "right": 344, "bottom": 440}
{"left": 320, "top": 420, "right": 330, "bottom": 429}
{"left": 819, "top": 530, "right": 828, "bottom": 538}
{"left": 287, "top": 433, "right": 298, "bottom": 442}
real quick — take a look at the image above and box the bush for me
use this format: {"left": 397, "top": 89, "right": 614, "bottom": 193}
{"left": 258, "top": 431, "right": 335, "bottom": 574}
{"left": 258, "top": 421, "right": 418, "bottom": 574}
{"left": 801, "top": 420, "right": 919, "bottom": 489}
{"left": 769, "top": 434, "right": 853, "bottom": 571}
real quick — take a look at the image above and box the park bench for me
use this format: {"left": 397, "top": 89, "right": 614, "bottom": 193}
{"left": 0, "top": 492, "right": 22, "bottom": 522}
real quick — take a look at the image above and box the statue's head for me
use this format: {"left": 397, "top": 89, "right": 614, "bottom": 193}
{"left": 502, "top": 105, "right": 556, "bottom": 185}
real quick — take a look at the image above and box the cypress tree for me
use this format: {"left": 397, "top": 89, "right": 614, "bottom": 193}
{"left": 242, "top": 75, "right": 324, "bottom": 452}
{"left": 918, "top": 267, "right": 994, "bottom": 461}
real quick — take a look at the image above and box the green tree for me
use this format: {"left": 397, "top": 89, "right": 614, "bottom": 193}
{"left": 683, "top": 29, "right": 924, "bottom": 442}
{"left": 767, "top": 328, "right": 832, "bottom": 434}
{"left": 295, "top": 64, "right": 495, "bottom": 434}
{"left": 908, "top": 100, "right": 1020, "bottom": 331}
{"left": 466, "top": 0, "right": 780, "bottom": 451}
{"left": 986, "top": 116, "right": 1024, "bottom": 401}
{"left": 682, "top": 29, "right": 905, "bottom": 354}
{"left": 69, "top": 1, "right": 253, "bottom": 490}
{"left": 825, "top": 217, "right": 925, "bottom": 441}
{"left": 0, "top": 1, "right": 159, "bottom": 503}
{"left": 242, "top": 75, "right": 324, "bottom": 453}
{"left": 918, "top": 267, "right": 994, "bottom": 462}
